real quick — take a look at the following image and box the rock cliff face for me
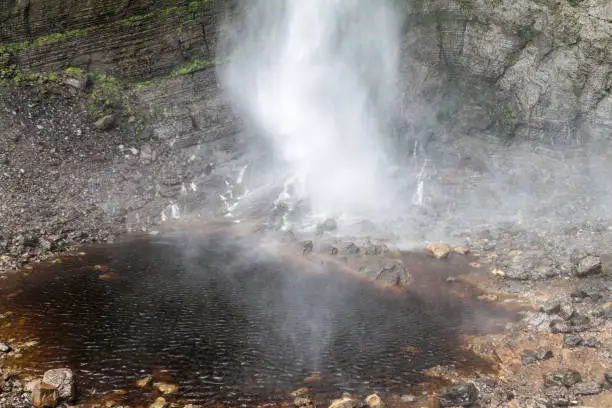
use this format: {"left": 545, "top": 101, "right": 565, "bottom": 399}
{"left": 0, "top": 0, "right": 224, "bottom": 80}
{"left": 400, "top": 0, "right": 611, "bottom": 143}
{"left": 0, "top": 0, "right": 610, "bottom": 268}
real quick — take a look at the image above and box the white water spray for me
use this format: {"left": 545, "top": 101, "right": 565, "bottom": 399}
{"left": 223, "top": 0, "right": 403, "bottom": 223}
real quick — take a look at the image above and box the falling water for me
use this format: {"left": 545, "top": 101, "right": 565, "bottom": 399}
{"left": 222, "top": 0, "right": 404, "bottom": 225}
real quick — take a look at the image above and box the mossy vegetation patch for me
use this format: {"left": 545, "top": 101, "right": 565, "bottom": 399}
{"left": 170, "top": 58, "right": 214, "bottom": 77}
{"left": 0, "top": 65, "right": 58, "bottom": 86}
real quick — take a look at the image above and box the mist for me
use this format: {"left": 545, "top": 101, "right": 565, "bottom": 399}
{"left": 218, "top": 0, "right": 612, "bottom": 247}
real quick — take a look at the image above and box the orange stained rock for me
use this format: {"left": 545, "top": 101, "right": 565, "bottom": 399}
{"left": 98, "top": 272, "right": 120, "bottom": 280}
{"left": 400, "top": 345, "right": 421, "bottom": 353}
{"left": 303, "top": 373, "right": 320, "bottom": 382}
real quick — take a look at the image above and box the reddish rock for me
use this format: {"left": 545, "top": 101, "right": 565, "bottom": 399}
{"left": 31, "top": 382, "right": 58, "bottom": 408}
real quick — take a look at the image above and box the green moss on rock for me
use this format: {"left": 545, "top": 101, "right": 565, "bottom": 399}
{"left": 170, "top": 58, "right": 213, "bottom": 77}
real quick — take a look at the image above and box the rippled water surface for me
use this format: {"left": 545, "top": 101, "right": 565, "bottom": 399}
{"left": 0, "top": 232, "right": 516, "bottom": 406}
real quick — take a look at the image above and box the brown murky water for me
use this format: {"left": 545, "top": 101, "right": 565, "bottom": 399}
{"left": 0, "top": 232, "right": 518, "bottom": 406}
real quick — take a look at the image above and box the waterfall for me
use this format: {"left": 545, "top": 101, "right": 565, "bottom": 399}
{"left": 222, "top": 0, "right": 404, "bottom": 225}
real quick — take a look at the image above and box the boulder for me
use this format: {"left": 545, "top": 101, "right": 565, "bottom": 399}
{"left": 149, "top": 397, "right": 168, "bottom": 408}
{"left": 42, "top": 368, "right": 75, "bottom": 402}
{"left": 452, "top": 246, "right": 469, "bottom": 255}
{"left": 572, "top": 381, "right": 602, "bottom": 396}
{"left": 437, "top": 383, "right": 478, "bottom": 407}
{"left": 0, "top": 342, "right": 11, "bottom": 353}
{"left": 63, "top": 77, "right": 90, "bottom": 90}
{"left": 575, "top": 255, "right": 602, "bottom": 277}
{"left": 544, "top": 370, "right": 582, "bottom": 387}
{"left": 153, "top": 382, "right": 178, "bottom": 395}
{"left": 563, "top": 334, "right": 584, "bottom": 348}
{"left": 365, "top": 394, "right": 384, "bottom": 408}
{"left": 374, "top": 260, "right": 411, "bottom": 287}
{"left": 136, "top": 376, "right": 153, "bottom": 388}
{"left": 425, "top": 243, "right": 450, "bottom": 259}
{"left": 328, "top": 396, "right": 358, "bottom": 408}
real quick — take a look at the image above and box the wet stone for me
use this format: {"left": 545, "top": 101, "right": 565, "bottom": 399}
{"left": 572, "top": 381, "right": 602, "bottom": 396}
{"left": 425, "top": 243, "right": 450, "bottom": 259}
{"left": 521, "top": 349, "right": 538, "bottom": 365}
{"left": 575, "top": 256, "right": 602, "bottom": 277}
{"left": 42, "top": 368, "right": 75, "bottom": 402}
{"left": 136, "top": 376, "right": 153, "bottom": 388}
{"left": 438, "top": 383, "right": 478, "bottom": 407}
{"left": 290, "top": 388, "right": 310, "bottom": 398}
{"left": 294, "top": 396, "right": 315, "bottom": 408}
{"left": 374, "top": 260, "right": 411, "bottom": 287}
{"left": 149, "top": 397, "right": 168, "bottom": 408}
{"left": 31, "top": 382, "right": 58, "bottom": 408}
{"left": 563, "top": 334, "right": 584, "bottom": 348}
{"left": 544, "top": 370, "right": 582, "bottom": 387}
{"left": 153, "top": 382, "right": 178, "bottom": 395}
{"left": 328, "top": 396, "right": 358, "bottom": 408}
{"left": 536, "top": 348, "right": 553, "bottom": 361}
{"left": 453, "top": 246, "right": 469, "bottom": 255}
{"left": 364, "top": 394, "right": 384, "bottom": 408}
{"left": 400, "top": 395, "right": 416, "bottom": 403}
